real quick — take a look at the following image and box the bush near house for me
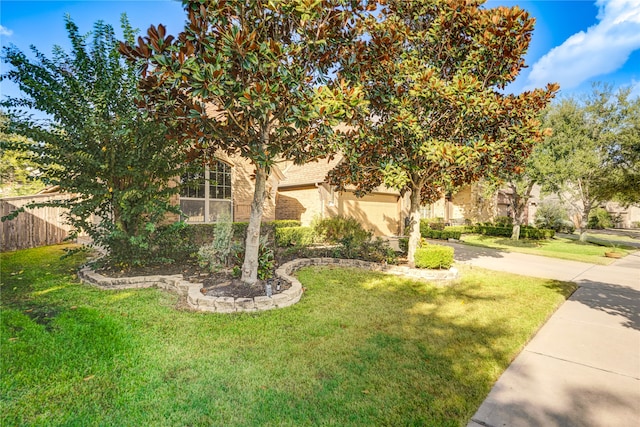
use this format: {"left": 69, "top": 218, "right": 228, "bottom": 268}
{"left": 314, "top": 216, "right": 372, "bottom": 246}
{"left": 414, "top": 243, "right": 454, "bottom": 269}
{"left": 420, "top": 220, "right": 463, "bottom": 240}
{"left": 421, "top": 228, "right": 463, "bottom": 240}
{"left": 275, "top": 227, "right": 316, "bottom": 247}
{"left": 444, "top": 225, "right": 476, "bottom": 234}
{"left": 587, "top": 207, "right": 613, "bottom": 229}
{"left": 185, "top": 220, "right": 302, "bottom": 247}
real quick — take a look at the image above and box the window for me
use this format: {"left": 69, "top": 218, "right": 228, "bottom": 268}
{"left": 180, "top": 160, "right": 232, "bottom": 222}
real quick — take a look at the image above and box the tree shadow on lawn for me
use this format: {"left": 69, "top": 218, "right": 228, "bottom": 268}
{"left": 435, "top": 240, "right": 506, "bottom": 262}
{"left": 2, "top": 258, "right": 576, "bottom": 426}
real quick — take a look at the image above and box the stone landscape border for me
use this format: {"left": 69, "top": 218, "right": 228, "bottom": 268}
{"left": 78, "top": 258, "right": 458, "bottom": 313}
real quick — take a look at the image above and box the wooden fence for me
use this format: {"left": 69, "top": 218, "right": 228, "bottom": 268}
{"left": 1, "top": 193, "right": 77, "bottom": 252}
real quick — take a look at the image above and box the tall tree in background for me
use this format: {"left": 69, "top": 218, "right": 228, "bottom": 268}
{"left": 328, "top": 0, "right": 558, "bottom": 265}
{"left": 121, "top": 0, "right": 366, "bottom": 284}
{"left": 0, "top": 114, "right": 45, "bottom": 197}
{"left": 1, "top": 16, "right": 189, "bottom": 267}
{"left": 537, "top": 85, "right": 639, "bottom": 240}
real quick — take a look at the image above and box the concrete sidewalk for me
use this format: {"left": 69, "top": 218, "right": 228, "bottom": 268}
{"left": 445, "top": 243, "right": 640, "bottom": 427}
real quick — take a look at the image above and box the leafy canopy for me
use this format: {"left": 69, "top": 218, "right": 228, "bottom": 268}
{"left": 120, "top": 0, "right": 367, "bottom": 284}
{"left": 328, "top": 0, "right": 558, "bottom": 265}
{"left": 537, "top": 84, "right": 640, "bottom": 233}
{"left": 1, "top": 15, "right": 190, "bottom": 267}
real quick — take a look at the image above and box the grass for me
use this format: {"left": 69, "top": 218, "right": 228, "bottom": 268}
{"left": 1, "top": 244, "right": 575, "bottom": 426}
{"left": 461, "top": 234, "right": 634, "bottom": 265}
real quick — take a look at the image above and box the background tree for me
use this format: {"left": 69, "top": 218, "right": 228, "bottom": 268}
{"left": 328, "top": 0, "right": 558, "bottom": 265}
{"left": 537, "top": 85, "right": 639, "bottom": 240}
{"left": 0, "top": 114, "right": 45, "bottom": 197}
{"left": 121, "top": 0, "right": 366, "bottom": 284}
{"left": 1, "top": 16, "right": 189, "bottom": 267}
{"left": 483, "top": 134, "right": 552, "bottom": 240}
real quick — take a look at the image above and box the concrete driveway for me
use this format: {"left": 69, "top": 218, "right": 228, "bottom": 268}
{"left": 441, "top": 242, "right": 640, "bottom": 427}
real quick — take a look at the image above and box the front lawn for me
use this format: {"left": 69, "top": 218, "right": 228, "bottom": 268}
{"left": 461, "top": 234, "right": 632, "bottom": 265}
{"left": 1, "top": 245, "right": 575, "bottom": 426}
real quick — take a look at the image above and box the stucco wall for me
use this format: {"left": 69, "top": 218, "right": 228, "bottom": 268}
{"left": 276, "top": 185, "right": 401, "bottom": 236}
{"left": 338, "top": 191, "right": 401, "bottom": 236}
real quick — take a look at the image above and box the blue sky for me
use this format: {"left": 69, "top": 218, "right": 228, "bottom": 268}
{"left": 1, "top": 0, "right": 639, "bottom": 100}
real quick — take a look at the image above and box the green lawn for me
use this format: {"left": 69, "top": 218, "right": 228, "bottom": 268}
{"left": 461, "top": 234, "right": 633, "bottom": 265}
{"left": 2, "top": 245, "right": 575, "bottom": 426}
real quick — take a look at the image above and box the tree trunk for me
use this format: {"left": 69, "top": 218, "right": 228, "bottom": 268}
{"left": 579, "top": 206, "right": 591, "bottom": 242}
{"left": 511, "top": 223, "right": 521, "bottom": 241}
{"left": 241, "top": 165, "right": 268, "bottom": 285}
{"left": 511, "top": 204, "right": 526, "bottom": 240}
{"left": 509, "top": 180, "right": 534, "bottom": 241}
{"left": 406, "top": 187, "right": 421, "bottom": 268}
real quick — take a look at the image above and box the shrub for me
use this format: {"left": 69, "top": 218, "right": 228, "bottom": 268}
{"left": 414, "top": 244, "right": 454, "bottom": 269}
{"left": 494, "top": 216, "right": 513, "bottom": 227}
{"left": 231, "top": 237, "right": 274, "bottom": 280}
{"left": 421, "top": 228, "right": 462, "bottom": 240}
{"left": 535, "top": 200, "right": 570, "bottom": 231}
{"left": 360, "top": 237, "right": 398, "bottom": 264}
{"left": 398, "top": 237, "right": 409, "bottom": 254}
{"left": 472, "top": 225, "right": 554, "bottom": 240}
{"left": 429, "top": 218, "right": 446, "bottom": 230}
{"left": 314, "top": 216, "right": 371, "bottom": 245}
{"left": 420, "top": 219, "right": 430, "bottom": 237}
{"left": 553, "top": 219, "right": 575, "bottom": 233}
{"left": 588, "top": 207, "right": 613, "bottom": 229}
{"left": 270, "top": 220, "right": 302, "bottom": 229}
{"left": 444, "top": 225, "right": 474, "bottom": 234}
{"left": 473, "top": 225, "right": 512, "bottom": 237}
{"left": 275, "top": 227, "right": 315, "bottom": 247}
{"left": 520, "top": 227, "right": 555, "bottom": 239}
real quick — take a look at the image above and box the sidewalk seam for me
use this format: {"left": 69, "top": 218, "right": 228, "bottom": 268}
{"left": 525, "top": 349, "right": 640, "bottom": 380}
{"left": 568, "top": 263, "right": 598, "bottom": 282}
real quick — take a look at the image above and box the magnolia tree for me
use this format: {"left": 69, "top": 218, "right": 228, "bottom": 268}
{"left": 121, "top": 0, "right": 366, "bottom": 284}
{"left": 328, "top": 0, "right": 558, "bottom": 265}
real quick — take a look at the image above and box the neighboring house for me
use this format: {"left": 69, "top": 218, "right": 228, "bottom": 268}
{"left": 604, "top": 202, "right": 640, "bottom": 228}
{"left": 276, "top": 156, "right": 405, "bottom": 236}
{"left": 419, "top": 183, "right": 541, "bottom": 226}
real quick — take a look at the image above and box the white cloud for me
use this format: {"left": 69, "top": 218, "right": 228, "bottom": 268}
{"left": 0, "top": 25, "right": 13, "bottom": 37}
{"left": 526, "top": 0, "right": 640, "bottom": 90}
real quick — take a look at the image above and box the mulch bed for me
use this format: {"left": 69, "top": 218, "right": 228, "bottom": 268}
{"left": 95, "top": 262, "right": 291, "bottom": 299}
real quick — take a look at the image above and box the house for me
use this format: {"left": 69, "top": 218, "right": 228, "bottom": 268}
{"left": 178, "top": 152, "right": 543, "bottom": 233}
{"left": 275, "top": 156, "right": 405, "bottom": 236}
{"left": 179, "top": 153, "right": 405, "bottom": 235}
{"left": 178, "top": 151, "right": 283, "bottom": 224}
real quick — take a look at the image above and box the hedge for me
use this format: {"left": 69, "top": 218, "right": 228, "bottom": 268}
{"left": 275, "top": 226, "right": 316, "bottom": 247}
{"left": 185, "top": 220, "right": 302, "bottom": 247}
{"left": 414, "top": 244, "right": 454, "bottom": 269}
{"left": 421, "top": 229, "right": 462, "bottom": 240}
{"left": 472, "top": 225, "right": 555, "bottom": 239}
{"left": 519, "top": 227, "right": 555, "bottom": 239}
{"left": 444, "top": 225, "right": 475, "bottom": 234}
